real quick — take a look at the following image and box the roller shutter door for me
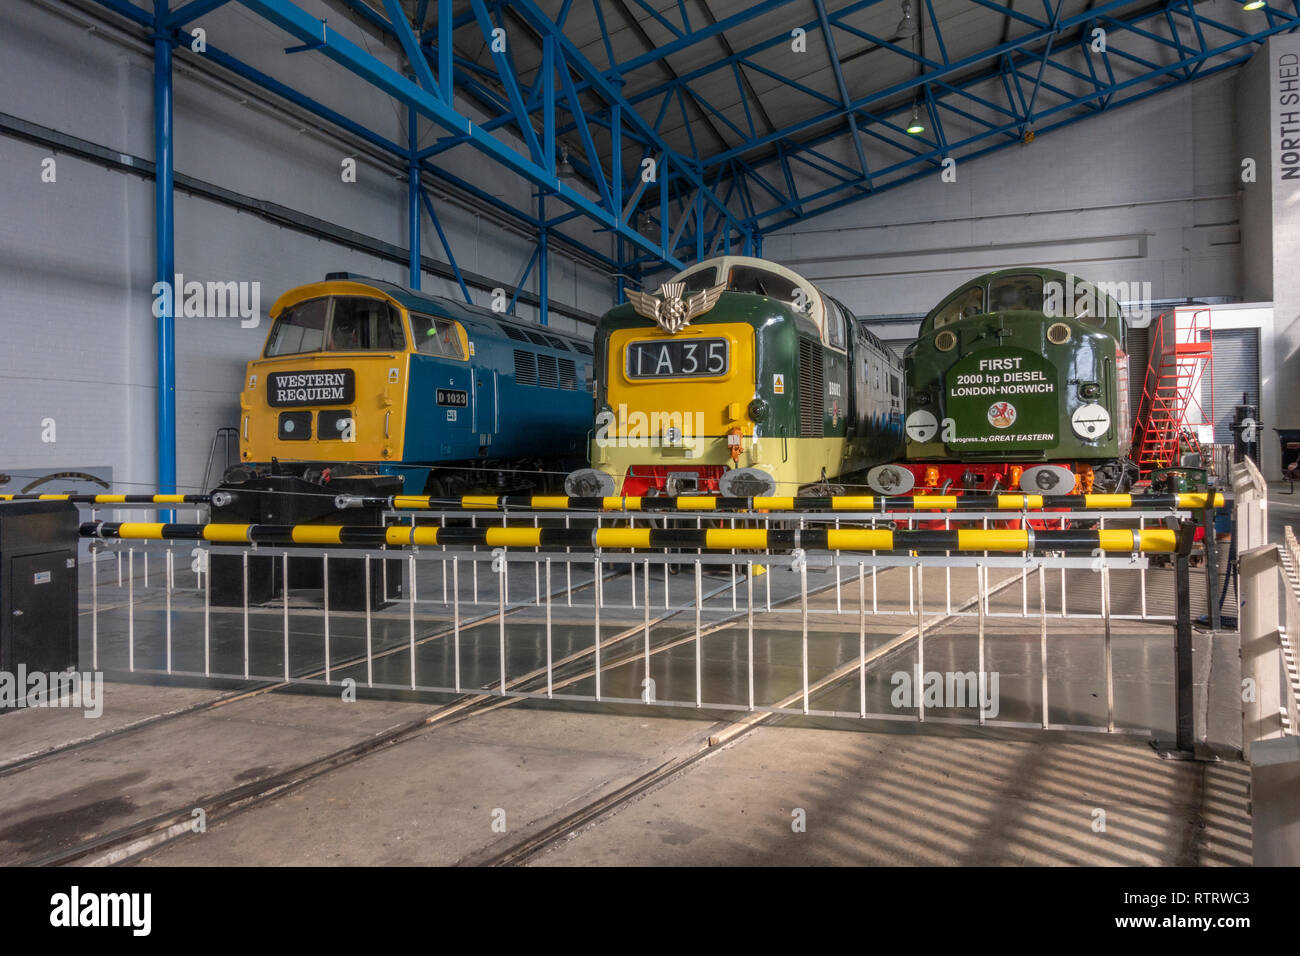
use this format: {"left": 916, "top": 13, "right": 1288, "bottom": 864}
{"left": 1201, "top": 328, "right": 1260, "bottom": 443}
{"left": 1124, "top": 324, "right": 1149, "bottom": 429}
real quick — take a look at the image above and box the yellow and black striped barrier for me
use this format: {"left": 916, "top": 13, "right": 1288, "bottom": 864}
{"left": 0, "top": 493, "right": 208, "bottom": 505}
{"left": 337, "top": 491, "right": 1226, "bottom": 514}
{"left": 79, "top": 520, "right": 1182, "bottom": 554}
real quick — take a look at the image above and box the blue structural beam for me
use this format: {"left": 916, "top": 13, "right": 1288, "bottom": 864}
{"left": 346, "top": 0, "right": 753, "bottom": 259}
{"left": 697, "top": 0, "right": 1300, "bottom": 233}
{"left": 407, "top": 102, "right": 420, "bottom": 289}
{"left": 153, "top": 0, "right": 176, "bottom": 497}
{"left": 231, "top": 0, "right": 748, "bottom": 270}
{"left": 166, "top": 0, "right": 232, "bottom": 27}
{"left": 83, "top": 0, "right": 1300, "bottom": 314}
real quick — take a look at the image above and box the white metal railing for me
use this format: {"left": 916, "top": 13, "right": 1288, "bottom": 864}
{"left": 82, "top": 529, "right": 1199, "bottom": 740}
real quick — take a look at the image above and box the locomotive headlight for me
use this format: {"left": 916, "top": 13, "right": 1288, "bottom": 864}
{"left": 1071, "top": 403, "right": 1111, "bottom": 439}
{"left": 747, "top": 398, "right": 769, "bottom": 422}
{"left": 1079, "top": 382, "right": 1102, "bottom": 400}
{"left": 915, "top": 392, "right": 931, "bottom": 406}
{"left": 1047, "top": 322, "right": 1072, "bottom": 345}
{"left": 935, "top": 330, "right": 957, "bottom": 352}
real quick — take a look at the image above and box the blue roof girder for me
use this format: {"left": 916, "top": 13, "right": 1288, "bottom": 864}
{"left": 501, "top": 0, "right": 749, "bottom": 232}
{"left": 717, "top": 0, "right": 1295, "bottom": 232}
{"left": 231, "top": 0, "right": 696, "bottom": 269}
{"left": 166, "top": 0, "right": 231, "bottom": 27}
{"left": 664, "top": 0, "right": 1148, "bottom": 173}
{"left": 757, "top": 17, "right": 1292, "bottom": 232}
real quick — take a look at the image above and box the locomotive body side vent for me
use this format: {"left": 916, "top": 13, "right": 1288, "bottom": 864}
{"left": 799, "top": 338, "right": 824, "bottom": 439}
{"left": 514, "top": 349, "right": 538, "bottom": 386}
{"left": 558, "top": 357, "right": 577, "bottom": 389}
{"left": 538, "top": 353, "right": 559, "bottom": 388}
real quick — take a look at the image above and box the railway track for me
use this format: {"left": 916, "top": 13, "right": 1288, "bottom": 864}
{"left": 14, "top": 565, "right": 744, "bottom": 866}
{"left": 17, "top": 563, "right": 1020, "bottom": 867}
{"left": 464, "top": 567, "right": 1024, "bottom": 867}
{"left": 3, "top": 564, "right": 623, "bottom": 780}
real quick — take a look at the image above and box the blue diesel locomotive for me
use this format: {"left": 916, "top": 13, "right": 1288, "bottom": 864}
{"left": 235, "top": 273, "right": 594, "bottom": 494}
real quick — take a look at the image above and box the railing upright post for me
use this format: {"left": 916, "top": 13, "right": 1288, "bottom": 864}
{"left": 128, "top": 548, "right": 135, "bottom": 673}
{"left": 1241, "top": 543, "right": 1284, "bottom": 760}
{"left": 1204, "top": 501, "right": 1221, "bottom": 631}
{"left": 283, "top": 551, "right": 290, "bottom": 682}
{"left": 323, "top": 553, "right": 331, "bottom": 684}
{"left": 1174, "top": 521, "right": 1197, "bottom": 753}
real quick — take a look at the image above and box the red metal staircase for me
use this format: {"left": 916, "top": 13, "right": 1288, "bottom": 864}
{"left": 1131, "top": 308, "right": 1214, "bottom": 479}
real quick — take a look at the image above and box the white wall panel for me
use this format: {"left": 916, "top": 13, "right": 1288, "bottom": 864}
{"left": 0, "top": 0, "right": 615, "bottom": 497}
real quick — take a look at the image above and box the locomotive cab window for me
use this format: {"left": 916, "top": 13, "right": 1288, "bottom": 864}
{"left": 726, "top": 265, "right": 804, "bottom": 308}
{"left": 265, "top": 296, "right": 404, "bottom": 357}
{"left": 678, "top": 266, "right": 719, "bottom": 294}
{"left": 265, "top": 298, "right": 328, "bottom": 355}
{"left": 933, "top": 287, "right": 984, "bottom": 328}
{"left": 988, "top": 275, "right": 1045, "bottom": 313}
{"left": 410, "top": 313, "right": 466, "bottom": 359}
{"left": 823, "top": 296, "right": 848, "bottom": 350}
{"left": 328, "top": 298, "right": 404, "bottom": 351}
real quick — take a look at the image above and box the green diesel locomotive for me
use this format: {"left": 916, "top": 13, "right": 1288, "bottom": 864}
{"left": 873, "top": 268, "right": 1137, "bottom": 497}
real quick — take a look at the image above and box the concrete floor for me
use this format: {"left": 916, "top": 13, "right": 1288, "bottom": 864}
{"left": 102, "top": 702, "right": 1250, "bottom": 867}
{"left": 0, "top": 684, "right": 1240, "bottom": 868}
{"left": 530, "top": 727, "right": 1251, "bottom": 866}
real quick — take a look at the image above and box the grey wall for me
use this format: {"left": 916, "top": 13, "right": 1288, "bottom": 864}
{"left": 0, "top": 0, "right": 615, "bottom": 495}
{"left": 1238, "top": 47, "right": 1273, "bottom": 303}
{"left": 762, "top": 69, "right": 1243, "bottom": 324}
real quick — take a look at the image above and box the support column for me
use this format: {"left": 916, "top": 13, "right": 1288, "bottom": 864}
{"left": 153, "top": 3, "right": 176, "bottom": 496}
{"left": 616, "top": 235, "right": 625, "bottom": 304}
{"left": 408, "top": 102, "right": 421, "bottom": 289}
{"left": 538, "top": 193, "right": 548, "bottom": 326}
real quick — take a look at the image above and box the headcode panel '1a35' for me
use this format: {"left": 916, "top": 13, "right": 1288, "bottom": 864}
{"left": 625, "top": 338, "right": 729, "bottom": 378}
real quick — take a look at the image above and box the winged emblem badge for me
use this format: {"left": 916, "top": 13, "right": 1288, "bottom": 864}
{"left": 625, "top": 280, "right": 727, "bottom": 334}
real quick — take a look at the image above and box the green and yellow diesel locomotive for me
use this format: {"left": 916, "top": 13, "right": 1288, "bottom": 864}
{"left": 568, "top": 255, "right": 904, "bottom": 497}
{"left": 878, "top": 268, "right": 1136, "bottom": 497}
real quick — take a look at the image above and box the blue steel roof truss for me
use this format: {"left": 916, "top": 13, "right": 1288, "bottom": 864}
{"left": 89, "top": 0, "right": 1300, "bottom": 284}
